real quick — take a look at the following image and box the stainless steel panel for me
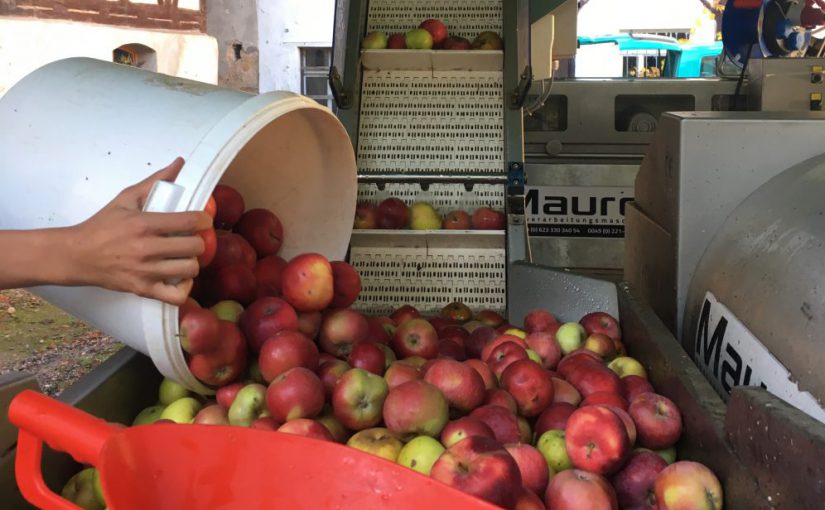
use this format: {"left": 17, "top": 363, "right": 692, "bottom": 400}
{"left": 747, "top": 57, "right": 825, "bottom": 111}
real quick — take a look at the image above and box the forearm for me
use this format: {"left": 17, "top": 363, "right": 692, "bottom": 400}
{"left": 0, "top": 228, "right": 78, "bottom": 289}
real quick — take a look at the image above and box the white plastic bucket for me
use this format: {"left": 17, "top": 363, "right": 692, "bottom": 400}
{"left": 0, "top": 58, "right": 357, "bottom": 393}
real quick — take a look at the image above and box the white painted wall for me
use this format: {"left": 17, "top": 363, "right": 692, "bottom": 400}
{"left": 0, "top": 18, "right": 218, "bottom": 98}
{"left": 578, "top": 0, "right": 715, "bottom": 42}
{"left": 257, "top": 0, "right": 335, "bottom": 93}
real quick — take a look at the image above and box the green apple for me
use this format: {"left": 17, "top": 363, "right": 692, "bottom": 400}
{"left": 555, "top": 323, "right": 586, "bottom": 354}
{"left": 61, "top": 468, "right": 105, "bottom": 510}
{"left": 211, "top": 300, "right": 244, "bottom": 323}
{"left": 247, "top": 358, "right": 266, "bottom": 384}
{"left": 132, "top": 405, "right": 165, "bottom": 426}
{"left": 347, "top": 427, "right": 404, "bottom": 462}
{"left": 526, "top": 348, "right": 543, "bottom": 365}
{"left": 158, "top": 378, "right": 191, "bottom": 405}
{"left": 317, "top": 404, "right": 351, "bottom": 443}
{"left": 228, "top": 383, "right": 268, "bottom": 427}
{"left": 159, "top": 397, "right": 202, "bottom": 424}
{"left": 607, "top": 356, "right": 648, "bottom": 378}
{"left": 409, "top": 202, "right": 442, "bottom": 230}
{"left": 378, "top": 343, "right": 397, "bottom": 369}
{"left": 92, "top": 469, "right": 106, "bottom": 507}
{"left": 537, "top": 429, "right": 572, "bottom": 472}
{"left": 363, "top": 31, "right": 389, "bottom": 50}
{"left": 406, "top": 28, "right": 434, "bottom": 50}
{"left": 397, "top": 435, "right": 445, "bottom": 475}
{"left": 657, "top": 446, "right": 677, "bottom": 464}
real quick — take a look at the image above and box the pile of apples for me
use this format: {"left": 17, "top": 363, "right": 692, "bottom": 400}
{"left": 355, "top": 197, "right": 505, "bottom": 230}
{"left": 362, "top": 19, "right": 503, "bottom": 51}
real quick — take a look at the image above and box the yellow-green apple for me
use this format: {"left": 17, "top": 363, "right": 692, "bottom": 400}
{"left": 61, "top": 468, "right": 105, "bottom": 510}
{"left": 501, "top": 358, "right": 555, "bottom": 417}
{"left": 584, "top": 333, "right": 617, "bottom": 361}
{"left": 403, "top": 356, "right": 427, "bottom": 368}
{"left": 347, "top": 427, "right": 403, "bottom": 461}
{"left": 430, "top": 436, "right": 522, "bottom": 508}
{"left": 555, "top": 323, "right": 587, "bottom": 354}
{"left": 472, "top": 31, "right": 504, "bottom": 50}
{"left": 92, "top": 468, "right": 106, "bottom": 508}
{"left": 330, "top": 261, "right": 361, "bottom": 308}
{"left": 211, "top": 300, "right": 244, "bottom": 323}
{"left": 525, "top": 332, "right": 562, "bottom": 370}
{"left": 486, "top": 341, "right": 530, "bottom": 379}
{"left": 384, "top": 360, "right": 421, "bottom": 389}
{"left": 580, "top": 311, "right": 621, "bottom": 343}
{"left": 471, "top": 207, "right": 505, "bottom": 229}
{"left": 193, "top": 404, "right": 229, "bottom": 425}
{"left": 483, "top": 388, "right": 518, "bottom": 414}
{"left": 464, "top": 320, "right": 486, "bottom": 333}
{"left": 524, "top": 309, "right": 558, "bottom": 334}
{"left": 392, "top": 318, "right": 439, "bottom": 359}
{"left": 281, "top": 253, "right": 333, "bottom": 312}
{"left": 653, "top": 461, "right": 723, "bottom": 510}
{"left": 319, "top": 308, "right": 369, "bottom": 357}
{"left": 628, "top": 393, "right": 683, "bottom": 449}
{"left": 212, "top": 184, "right": 245, "bottom": 229}
{"left": 504, "top": 328, "right": 527, "bottom": 339}
{"left": 390, "top": 304, "right": 420, "bottom": 325}
{"left": 354, "top": 201, "right": 378, "bottom": 229}
{"left": 250, "top": 417, "right": 279, "bottom": 430}
{"left": 410, "top": 202, "right": 442, "bottom": 230}
{"left": 611, "top": 450, "right": 667, "bottom": 509}
{"left": 476, "top": 310, "right": 506, "bottom": 329}
{"left": 160, "top": 397, "right": 202, "bottom": 424}
{"left": 239, "top": 296, "right": 298, "bottom": 353}
{"left": 397, "top": 435, "right": 445, "bottom": 475}
{"left": 466, "top": 326, "right": 498, "bottom": 359}
{"left": 465, "top": 359, "right": 497, "bottom": 390}
{"left": 377, "top": 198, "right": 410, "bottom": 229}
{"left": 423, "top": 358, "right": 486, "bottom": 413}
{"left": 505, "top": 443, "right": 550, "bottom": 496}
{"left": 259, "top": 330, "right": 319, "bottom": 382}
{"left": 179, "top": 308, "right": 220, "bottom": 355}
{"left": 608, "top": 356, "right": 648, "bottom": 379}
{"left": 566, "top": 363, "right": 623, "bottom": 398}
{"left": 606, "top": 405, "right": 637, "bottom": 445}
{"left": 441, "top": 416, "right": 496, "bottom": 448}
{"left": 383, "top": 380, "right": 449, "bottom": 440}
{"left": 247, "top": 357, "right": 265, "bottom": 384}
{"left": 551, "top": 377, "right": 582, "bottom": 406}
{"left": 228, "top": 383, "right": 268, "bottom": 426}
{"left": 317, "top": 404, "right": 351, "bottom": 443}
{"left": 379, "top": 344, "right": 397, "bottom": 367}
{"left": 441, "top": 301, "right": 472, "bottom": 322}
{"left": 158, "top": 378, "right": 190, "bottom": 406}
{"left": 132, "top": 405, "right": 165, "bottom": 426}
{"left": 362, "top": 31, "right": 389, "bottom": 50}
{"left": 234, "top": 208, "right": 283, "bottom": 258}
{"left": 443, "top": 210, "right": 471, "bottom": 230}
{"left": 565, "top": 406, "right": 631, "bottom": 475}
{"left": 621, "top": 375, "right": 654, "bottom": 402}
{"left": 348, "top": 341, "right": 386, "bottom": 375}
{"left": 187, "top": 320, "right": 248, "bottom": 386}
{"left": 405, "top": 28, "right": 434, "bottom": 50}
{"left": 581, "top": 391, "right": 628, "bottom": 411}
{"left": 514, "top": 487, "right": 546, "bottom": 510}
{"left": 481, "top": 334, "right": 528, "bottom": 362}
{"left": 419, "top": 19, "right": 448, "bottom": 47}
{"left": 545, "top": 469, "right": 618, "bottom": 510}
{"left": 537, "top": 429, "right": 573, "bottom": 473}
{"left": 387, "top": 33, "right": 406, "bottom": 49}
{"left": 253, "top": 255, "right": 287, "bottom": 299}
{"left": 278, "top": 418, "right": 334, "bottom": 441}
{"left": 265, "top": 367, "right": 325, "bottom": 422}
{"left": 469, "top": 404, "right": 521, "bottom": 444}
{"left": 535, "top": 402, "right": 577, "bottom": 436}
{"left": 526, "top": 349, "right": 542, "bottom": 364}
{"left": 332, "top": 367, "right": 389, "bottom": 430}
{"left": 656, "top": 446, "right": 678, "bottom": 464}
{"left": 297, "top": 310, "right": 322, "bottom": 339}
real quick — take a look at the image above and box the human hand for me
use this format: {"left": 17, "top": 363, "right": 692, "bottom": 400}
{"left": 64, "top": 157, "right": 211, "bottom": 305}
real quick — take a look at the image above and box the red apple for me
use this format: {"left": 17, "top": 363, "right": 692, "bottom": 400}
{"left": 443, "top": 36, "right": 473, "bottom": 50}
{"left": 535, "top": 402, "right": 577, "bottom": 436}
{"left": 471, "top": 207, "right": 505, "bottom": 230}
{"left": 254, "top": 255, "right": 287, "bottom": 298}
{"left": 431, "top": 436, "right": 522, "bottom": 509}
{"left": 187, "top": 320, "right": 247, "bottom": 386}
{"left": 281, "top": 253, "right": 334, "bottom": 312}
{"left": 583, "top": 333, "right": 617, "bottom": 361}
{"left": 500, "top": 359, "right": 554, "bottom": 417}
{"left": 580, "top": 312, "right": 621, "bottom": 343}
{"left": 439, "top": 325, "right": 469, "bottom": 345}
{"left": 515, "top": 487, "right": 546, "bottom": 510}
{"left": 481, "top": 334, "right": 528, "bottom": 362}
{"left": 441, "top": 416, "right": 496, "bottom": 448}
{"left": 423, "top": 358, "right": 486, "bottom": 413}
{"left": 297, "top": 311, "right": 322, "bottom": 339}
{"left": 384, "top": 360, "right": 421, "bottom": 390}
{"left": 392, "top": 318, "right": 439, "bottom": 359}
{"left": 505, "top": 443, "right": 550, "bottom": 497}
{"left": 278, "top": 418, "right": 334, "bottom": 442}
{"left": 653, "top": 461, "right": 723, "bottom": 510}
{"left": 628, "top": 393, "right": 683, "bottom": 450}
{"left": 438, "top": 339, "right": 467, "bottom": 360}
{"left": 566, "top": 363, "right": 623, "bottom": 398}
{"left": 485, "top": 341, "right": 529, "bottom": 379}
{"left": 265, "top": 367, "right": 325, "bottom": 422}
{"left": 524, "top": 309, "right": 558, "bottom": 334}
{"left": 348, "top": 341, "right": 386, "bottom": 375}
{"left": 178, "top": 297, "right": 201, "bottom": 321}
{"left": 565, "top": 406, "right": 631, "bottom": 475}
{"left": 238, "top": 237, "right": 257, "bottom": 269}
{"left": 390, "top": 305, "right": 420, "bottom": 326}
{"left": 551, "top": 377, "right": 582, "bottom": 406}
{"left": 179, "top": 308, "right": 221, "bottom": 355}
{"left": 198, "top": 228, "right": 217, "bottom": 267}
{"left": 443, "top": 210, "right": 471, "bottom": 230}
{"left": 330, "top": 261, "right": 361, "bottom": 309}
{"left": 483, "top": 388, "right": 517, "bottom": 414}
{"left": 234, "top": 208, "right": 283, "bottom": 258}
{"left": 387, "top": 33, "right": 407, "bottom": 49}
{"left": 212, "top": 230, "right": 244, "bottom": 270}
{"left": 212, "top": 184, "right": 245, "bottom": 229}
{"left": 419, "top": 19, "right": 449, "bottom": 48}
{"left": 465, "top": 359, "right": 497, "bottom": 390}
{"left": 622, "top": 375, "right": 655, "bottom": 403}
{"left": 441, "top": 301, "right": 472, "bottom": 322}
{"left": 204, "top": 195, "right": 217, "bottom": 219}
{"left": 429, "top": 317, "right": 457, "bottom": 332}
{"left": 611, "top": 450, "right": 668, "bottom": 508}
{"left": 581, "top": 391, "right": 628, "bottom": 411}
{"left": 545, "top": 469, "right": 618, "bottom": 510}
{"left": 556, "top": 350, "right": 602, "bottom": 380}
{"left": 469, "top": 405, "right": 521, "bottom": 444}
{"left": 216, "top": 382, "right": 244, "bottom": 409}
{"left": 525, "top": 332, "right": 562, "bottom": 370}
{"left": 354, "top": 201, "right": 378, "bottom": 229}
{"left": 332, "top": 367, "right": 389, "bottom": 431}
{"left": 606, "top": 406, "right": 637, "bottom": 445}
{"left": 239, "top": 297, "right": 299, "bottom": 353}
{"left": 317, "top": 358, "right": 350, "bottom": 399}
{"left": 476, "top": 310, "right": 506, "bottom": 329}
{"left": 258, "top": 330, "right": 319, "bottom": 382}
{"left": 382, "top": 380, "right": 449, "bottom": 440}
{"left": 466, "top": 326, "right": 498, "bottom": 359}
{"left": 193, "top": 404, "right": 229, "bottom": 425}
{"left": 214, "top": 263, "right": 257, "bottom": 305}
{"left": 250, "top": 417, "right": 280, "bottom": 431}
{"left": 365, "top": 316, "right": 392, "bottom": 344}
{"left": 319, "top": 308, "right": 369, "bottom": 358}
{"left": 377, "top": 197, "right": 409, "bottom": 229}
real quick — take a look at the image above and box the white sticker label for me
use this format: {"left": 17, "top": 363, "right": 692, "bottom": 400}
{"left": 695, "top": 292, "right": 825, "bottom": 424}
{"left": 524, "top": 186, "right": 633, "bottom": 238}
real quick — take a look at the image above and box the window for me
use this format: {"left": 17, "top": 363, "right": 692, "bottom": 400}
{"left": 700, "top": 56, "right": 718, "bottom": 77}
{"left": 300, "top": 47, "right": 336, "bottom": 112}
{"left": 113, "top": 44, "right": 157, "bottom": 72}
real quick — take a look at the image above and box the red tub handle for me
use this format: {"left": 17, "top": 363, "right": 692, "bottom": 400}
{"left": 8, "top": 390, "right": 120, "bottom": 510}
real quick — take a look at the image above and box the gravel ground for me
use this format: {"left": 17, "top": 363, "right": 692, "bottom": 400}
{"left": 0, "top": 290, "right": 123, "bottom": 396}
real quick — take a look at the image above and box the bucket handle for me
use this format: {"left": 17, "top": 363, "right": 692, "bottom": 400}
{"left": 8, "top": 390, "right": 120, "bottom": 510}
